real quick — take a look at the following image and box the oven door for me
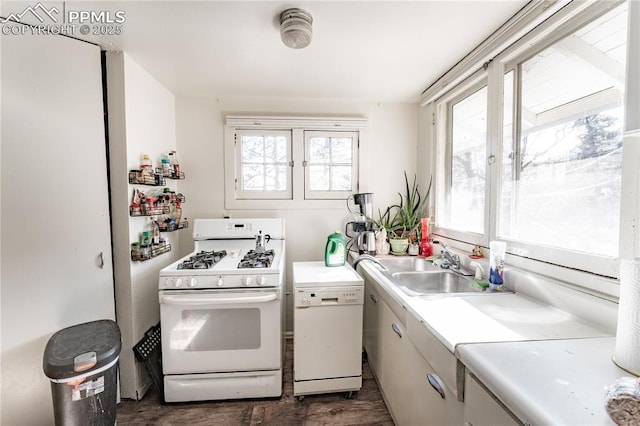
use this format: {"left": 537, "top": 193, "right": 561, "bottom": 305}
{"left": 160, "top": 289, "right": 281, "bottom": 375}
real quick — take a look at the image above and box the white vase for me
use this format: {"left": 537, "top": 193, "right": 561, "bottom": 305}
{"left": 376, "top": 228, "right": 390, "bottom": 255}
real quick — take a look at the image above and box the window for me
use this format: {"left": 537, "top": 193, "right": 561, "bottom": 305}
{"left": 434, "top": 2, "right": 628, "bottom": 278}
{"left": 305, "top": 131, "right": 358, "bottom": 199}
{"left": 448, "top": 84, "right": 488, "bottom": 234}
{"left": 224, "top": 116, "right": 367, "bottom": 209}
{"left": 236, "top": 130, "right": 292, "bottom": 200}
{"left": 500, "top": 3, "right": 627, "bottom": 266}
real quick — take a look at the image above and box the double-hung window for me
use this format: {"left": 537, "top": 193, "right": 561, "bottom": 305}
{"left": 434, "top": 1, "right": 628, "bottom": 280}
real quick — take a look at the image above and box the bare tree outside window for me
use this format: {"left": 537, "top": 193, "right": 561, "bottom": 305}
{"left": 497, "top": 3, "right": 627, "bottom": 257}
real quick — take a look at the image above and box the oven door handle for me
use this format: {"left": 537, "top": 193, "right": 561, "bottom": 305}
{"left": 160, "top": 293, "right": 278, "bottom": 305}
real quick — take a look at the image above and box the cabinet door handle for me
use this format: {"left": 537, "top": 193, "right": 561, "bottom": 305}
{"left": 427, "top": 373, "right": 446, "bottom": 399}
{"left": 99, "top": 252, "right": 105, "bottom": 269}
{"left": 369, "top": 294, "right": 377, "bottom": 303}
{"left": 391, "top": 323, "right": 402, "bottom": 338}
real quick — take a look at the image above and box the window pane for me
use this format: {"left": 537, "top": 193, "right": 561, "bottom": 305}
{"left": 306, "top": 133, "right": 356, "bottom": 195}
{"left": 499, "top": 5, "right": 626, "bottom": 257}
{"left": 264, "top": 136, "right": 288, "bottom": 163}
{"left": 331, "top": 166, "right": 352, "bottom": 190}
{"left": 309, "top": 165, "right": 330, "bottom": 190}
{"left": 450, "top": 86, "right": 487, "bottom": 234}
{"left": 264, "top": 165, "right": 287, "bottom": 191}
{"left": 240, "top": 133, "right": 290, "bottom": 194}
{"left": 242, "top": 136, "right": 264, "bottom": 163}
{"left": 242, "top": 164, "right": 264, "bottom": 190}
{"left": 309, "top": 138, "right": 330, "bottom": 163}
{"left": 331, "top": 138, "right": 353, "bottom": 163}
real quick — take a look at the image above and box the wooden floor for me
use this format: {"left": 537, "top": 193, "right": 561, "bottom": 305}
{"left": 116, "top": 339, "right": 394, "bottom": 425}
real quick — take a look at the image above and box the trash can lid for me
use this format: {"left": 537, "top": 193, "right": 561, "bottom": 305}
{"left": 43, "top": 319, "right": 121, "bottom": 380}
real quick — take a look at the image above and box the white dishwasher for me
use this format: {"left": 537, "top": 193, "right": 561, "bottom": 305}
{"left": 293, "top": 261, "right": 364, "bottom": 400}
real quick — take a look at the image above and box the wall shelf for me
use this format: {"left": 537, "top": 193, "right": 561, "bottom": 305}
{"left": 129, "top": 170, "right": 166, "bottom": 186}
{"left": 131, "top": 242, "right": 171, "bottom": 262}
{"left": 157, "top": 219, "right": 188, "bottom": 232}
{"left": 156, "top": 167, "right": 185, "bottom": 180}
{"left": 128, "top": 164, "right": 186, "bottom": 263}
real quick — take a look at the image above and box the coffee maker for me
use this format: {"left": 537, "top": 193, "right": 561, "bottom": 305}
{"left": 345, "top": 193, "right": 376, "bottom": 255}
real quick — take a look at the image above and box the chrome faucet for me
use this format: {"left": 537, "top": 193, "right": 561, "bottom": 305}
{"left": 440, "top": 244, "right": 461, "bottom": 270}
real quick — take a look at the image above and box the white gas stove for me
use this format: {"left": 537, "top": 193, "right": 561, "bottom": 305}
{"left": 158, "top": 218, "right": 286, "bottom": 402}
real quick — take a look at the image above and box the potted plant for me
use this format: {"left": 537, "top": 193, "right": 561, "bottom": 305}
{"left": 387, "top": 172, "right": 432, "bottom": 254}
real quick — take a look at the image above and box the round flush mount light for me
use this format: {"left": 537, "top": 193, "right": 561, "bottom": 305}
{"left": 280, "top": 8, "right": 313, "bottom": 49}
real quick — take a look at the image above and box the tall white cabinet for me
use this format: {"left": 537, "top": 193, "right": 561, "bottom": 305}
{"left": 1, "top": 33, "right": 115, "bottom": 424}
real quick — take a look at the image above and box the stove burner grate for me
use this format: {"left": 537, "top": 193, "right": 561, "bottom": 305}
{"left": 238, "top": 249, "right": 275, "bottom": 269}
{"left": 177, "top": 250, "right": 227, "bottom": 270}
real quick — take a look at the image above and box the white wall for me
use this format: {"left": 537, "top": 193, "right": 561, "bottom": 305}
{"left": 175, "top": 97, "right": 419, "bottom": 331}
{"left": 106, "top": 52, "right": 179, "bottom": 399}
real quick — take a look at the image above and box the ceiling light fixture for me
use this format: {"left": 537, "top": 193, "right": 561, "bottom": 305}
{"left": 280, "top": 8, "right": 313, "bottom": 49}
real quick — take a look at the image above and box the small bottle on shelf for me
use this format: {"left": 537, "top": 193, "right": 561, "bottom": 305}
{"left": 161, "top": 153, "right": 170, "bottom": 177}
{"left": 143, "top": 217, "right": 155, "bottom": 245}
{"left": 140, "top": 154, "right": 154, "bottom": 184}
{"left": 169, "top": 150, "right": 180, "bottom": 178}
{"left": 149, "top": 216, "right": 161, "bottom": 245}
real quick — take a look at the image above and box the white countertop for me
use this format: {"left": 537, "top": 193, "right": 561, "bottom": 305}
{"left": 293, "top": 261, "right": 363, "bottom": 287}
{"left": 355, "top": 257, "right": 625, "bottom": 425}
{"left": 405, "top": 293, "right": 612, "bottom": 352}
{"left": 458, "top": 337, "right": 627, "bottom": 426}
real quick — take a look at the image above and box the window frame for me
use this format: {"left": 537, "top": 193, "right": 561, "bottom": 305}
{"left": 235, "top": 129, "right": 293, "bottom": 200}
{"left": 434, "top": 71, "right": 489, "bottom": 248}
{"left": 431, "top": 1, "right": 629, "bottom": 284}
{"left": 224, "top": 116, "right": 368, "bottom": 210}
{"left": 304, "top": 130, "right": 359, "bottom": 200}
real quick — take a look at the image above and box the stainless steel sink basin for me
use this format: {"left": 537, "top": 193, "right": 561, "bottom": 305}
{"left": 391, "top": 271, "right": 485, "bottom": 296}
{"left": 376, "top": 257, "right": 439, "bottom": 273}
{"left": 354, "top": 254, "right": 514, "bottom": 297}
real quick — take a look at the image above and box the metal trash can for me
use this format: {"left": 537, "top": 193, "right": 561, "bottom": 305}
{"left": 43, "top": 319, "right": 121, "bottom": 426}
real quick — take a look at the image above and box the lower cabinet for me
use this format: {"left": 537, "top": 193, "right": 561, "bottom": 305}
{"left": 463, "top": 372, "right": 522, "bottom": 426}
{"left": 363, "top": 277, "right": 383, "bottom": 378}
{"left": 378, "top": 297, "right": 412, "bottom": 425}
{"left": 405, "top": 338, "right": 464, "bottom": 425}
{"left": 363, "top": 275, "right": 463, "bottom": 425}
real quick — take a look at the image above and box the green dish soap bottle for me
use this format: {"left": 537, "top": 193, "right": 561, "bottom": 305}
{"left": 325, "top": 231, "right": 347, "bottom": 267}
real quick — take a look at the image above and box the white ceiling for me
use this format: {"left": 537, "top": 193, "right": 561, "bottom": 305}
{"left": 2, "top": 1, "right": 529, "bottom": 102}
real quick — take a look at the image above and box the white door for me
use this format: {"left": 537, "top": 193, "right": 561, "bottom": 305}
{"left": 1, "top": 32, "right": 115, "bottom": 424}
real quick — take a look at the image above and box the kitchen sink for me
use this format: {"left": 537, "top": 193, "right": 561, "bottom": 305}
{"left": 391, "top": 270, "right": 485, "bottom": 296}
{"left": 381, "top": 269, "right": 514, "bottom": 297}
{"left": 354, "top": 254, "right": 513, "bottom": 297}
{"left": 375, "top": 256, "right": 440, "bottom": 273}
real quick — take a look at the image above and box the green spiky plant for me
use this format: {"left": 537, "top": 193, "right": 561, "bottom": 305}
{"left": 389, "top": 172, "right": 432, "bottom": 243}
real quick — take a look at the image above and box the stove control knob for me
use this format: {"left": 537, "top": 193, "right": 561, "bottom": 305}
{"left": 217, "top": 277, "right": 224, "bottom": 287}
{"left": 242, "top": 276, "right": 252, "bottom": 286}
{"left": 175, "top": 278, "right": 184, "bottom": 288}
{"left": 257, "top": 275, "right": 267, "bottom": 286}
{"left": 189, "top": 277, "right": 198, "bottom": 288}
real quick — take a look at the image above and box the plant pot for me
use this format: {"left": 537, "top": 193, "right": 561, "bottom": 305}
{"left": 389, "top": 238, "right": 409, "bottom": 255}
